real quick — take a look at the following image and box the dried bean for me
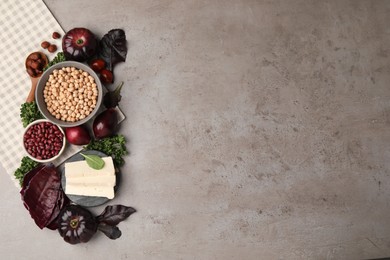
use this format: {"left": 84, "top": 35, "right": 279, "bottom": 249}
{"left": 23, "top": 121, "right": 64, "bottom": 160}
{"left": 43, "top": 66, "right": 98, "bottom": 122}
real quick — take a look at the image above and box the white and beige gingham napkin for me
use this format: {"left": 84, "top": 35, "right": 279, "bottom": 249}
{"left": 0, "top": 0, "right": 113, "bottom": 187}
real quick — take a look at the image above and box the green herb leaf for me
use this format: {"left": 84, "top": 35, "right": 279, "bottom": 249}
{"left": 43, "top": 52, "right": 66, "bottom": 71}
{"left": 80, "top": 153, "right": 105, "bottom": 170}
{"left": 14, "top": 156, "right": 40, "bottom": 186}
{"left": 20, "top": 101, "right": 43, "bottom": 127}
{"left": 84, "top": 135, "right": 128, "bottom": 168}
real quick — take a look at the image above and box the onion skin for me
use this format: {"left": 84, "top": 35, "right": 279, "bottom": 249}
{"left": 65, "top": 125, "right": 91, "bottom": 145}
{"left": 93, "top": 108, "right": 118, "bottom": 139}
{"left": 62, "top": 28, "right": 98, "bottom": 62}
{"left": 58, "top": 205, "right": 97, "bottom": 245}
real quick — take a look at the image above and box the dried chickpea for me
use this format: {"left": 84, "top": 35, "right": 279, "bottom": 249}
{"left": 43, "top": 66, "right": 99, "bottom": 122}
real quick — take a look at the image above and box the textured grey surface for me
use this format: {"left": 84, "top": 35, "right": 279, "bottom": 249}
{"left": 1, "top": 0, "right": 390, "bottom": 259}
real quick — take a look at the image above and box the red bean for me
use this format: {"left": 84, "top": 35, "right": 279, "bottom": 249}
{"left": 24, "top": 121, "right": 63, "bottom": 160}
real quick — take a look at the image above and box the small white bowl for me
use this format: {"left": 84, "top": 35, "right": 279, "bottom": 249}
{"left": 22, "top": 119, "right": 66, "bottom": 163}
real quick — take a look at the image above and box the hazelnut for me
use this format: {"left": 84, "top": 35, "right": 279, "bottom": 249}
{"left": 27, "top": 68, "right": 36, "bottom": 77}
{"left": 48, "top": 44, "right": 57, "bottom": 53}
{"left": 30, "top": 61, "right": 39, "bottom": 70}
{"left": 41, "top": 41, "right": 50, "bottom": 49}
{"left": 26, "top": 59, "right": 34, "bottom": 67}
{"left": 52, "top": 32, "right": 61, "bottom": 39}
{"left": 29, "top": 53, "right": 39, "bottom": 60}
{"left": 36, "top": 58, "right": 44, "bottom": 65}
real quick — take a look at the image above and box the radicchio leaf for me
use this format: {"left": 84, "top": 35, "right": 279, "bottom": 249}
{"left": 98, "top": 222, "right": 122, "bottom": 240}
{"left": 99, "top": 29, "right": 127, "bottom": 71}
{"left": 46, "top": 190, "right": 70, "bottom": 230}
{"left": 20, "top": 164, "right": 45, "bottom": 197}
{"left": 21, "top": 164, "right": 63, "bottom": 229}
{"left": 96, "top": 205, "right": 136, "bottom": 226}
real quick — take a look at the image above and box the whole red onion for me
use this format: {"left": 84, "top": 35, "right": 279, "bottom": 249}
{"left": 62, "top": 28, "right": 98, "bottom": 62}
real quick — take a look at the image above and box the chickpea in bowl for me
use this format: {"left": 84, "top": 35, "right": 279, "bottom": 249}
{"left": 23, "top": 119, "right": 66, "bottom": 163}
{"left": 35, "top": 61, "right": 103, "bottom": 127}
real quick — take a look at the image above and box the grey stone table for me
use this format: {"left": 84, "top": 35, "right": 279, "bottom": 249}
{"left": 1, "top": 1, "right": 390, "bottom": 259}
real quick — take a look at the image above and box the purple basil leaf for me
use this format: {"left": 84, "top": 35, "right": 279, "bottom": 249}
{"left": 99, "top": 29, "right": 127, "bottom": 71}
{"left": 96, "top": 205, "right": 136, "bottom": 226}
{"left": 103, "top": 81, "right": 123, "bottom": 108}
{"left": 98, "top": 223, "right": 122, "bottom": 240}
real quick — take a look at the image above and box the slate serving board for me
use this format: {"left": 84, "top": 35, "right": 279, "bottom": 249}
{"left": 59, "top": 150, "right": 119, "bottom": 207}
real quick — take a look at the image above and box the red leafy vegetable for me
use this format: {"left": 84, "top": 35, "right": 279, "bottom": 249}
{"left": 46, "top": 190, "right": 70, "bottom": 230}
{"left": 99, "top": 29, "right": 127, "bottom": 71}
{"left": 20, "top": 164, "right": 66, "bottom": 229}
{"left": 96, "top": 205, "right": 136, "bottom": 226}
{"left": 21, "top": 164, "right": 44, "bottom": 196}
{"left": 103, "top": 81, "right": 123, "bottom": 108}
{"left": 96, "top": 205, "right": 136, "bottom": 240}
{"left": 97, "top": 222, "right": 122, "bottom": 239}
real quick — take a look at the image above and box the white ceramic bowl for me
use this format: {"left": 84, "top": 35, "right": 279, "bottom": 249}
{"left": 22, "top": 119, "right": 66, "bottom": 163}
{"left": 35, "top": 61, "right": 103, "bottom": 127}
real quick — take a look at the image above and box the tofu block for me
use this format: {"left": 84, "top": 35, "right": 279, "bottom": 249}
{"left": 65, "top": 157, "right": 115, "bottom": 179}
{"left": 66, "top": 175, "right": 116, "bottom": 186}
{"left": 64, "top": 156, "right": 116, "bottom": 199}
{"left": 65, "top": 184, "right": 115, "bottom": 199}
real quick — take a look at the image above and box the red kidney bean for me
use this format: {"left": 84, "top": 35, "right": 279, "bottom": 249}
{"left": 24, "top": 121, "right": 64, "bottom": 160}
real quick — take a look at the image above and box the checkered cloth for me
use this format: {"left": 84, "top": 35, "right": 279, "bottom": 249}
{"left": 0, "top": 0, "right": 125, "bottom": 187}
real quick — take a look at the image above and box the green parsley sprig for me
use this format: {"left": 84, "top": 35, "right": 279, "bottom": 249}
{"left": 84, "top": 135, "right": 128, "bottom": 167}
{"left": 43, "top": 52, "right": 66, "bottom": 71}
{"left": 14, "top": 156, "right": 40, "bottom": 186}
{"left": 20, "top": 101, "right": 43, "bottom": 127}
